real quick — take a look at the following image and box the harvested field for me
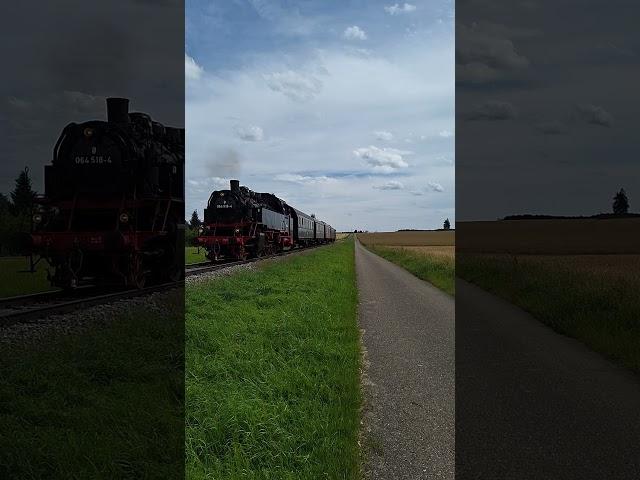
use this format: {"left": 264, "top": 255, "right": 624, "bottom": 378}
{"left": 358, "top": 230, "right": 454, "bottom": 247}
{"left": 457, "top": 218, "right": 640, "bottom": 254}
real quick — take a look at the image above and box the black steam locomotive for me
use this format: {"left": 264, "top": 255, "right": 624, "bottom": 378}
{"left": 30, "top": 98, "right": 184, "bottom": 288}
{"left": 196, "top": 180, "right": 335, "bottom": 261}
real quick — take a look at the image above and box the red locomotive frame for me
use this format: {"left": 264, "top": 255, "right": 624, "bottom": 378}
{"left": 31, "top": 193, "right": 183, "bottom": 288}
{"left": 196, "top": 220, "right": 293, "bottom": 261}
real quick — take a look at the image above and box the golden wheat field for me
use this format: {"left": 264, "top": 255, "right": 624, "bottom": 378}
{"left": 357, "top": 230, "right": 455, "bottom": 247}
{"left": 387, "top": 246, "right": 455, "bottom": 260}
{"left": 463, "top": 253, "right": 640, "bottom": 282}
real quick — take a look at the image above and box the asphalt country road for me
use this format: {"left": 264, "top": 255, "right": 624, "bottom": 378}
{"left": 456, "top": 279, "right": 640, "bottom": 479}
{"left": 355, "top": 239, "right": 455, "bottom": 479}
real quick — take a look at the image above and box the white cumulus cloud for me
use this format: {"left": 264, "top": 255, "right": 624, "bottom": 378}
{"left": 411, "top": 181, "right": 444, "bottom": 194}
{"left": 373, "top": 181, "right": 404, "bottom": 190}
{"left": 185, "top": 54, "right": 203, "bottom": 81}
{"left": 535, "top": 121, "right": 568, "bottom": 135}
{"left": 466, "top": 100, "right": 517, "bottom": 121}
{"left": 384, "top": 3, "right": 417, "bottom": 15}
{"left": 428, "top": 181, "right": 444, "bottom": 192}
{"left": 187, "top": 176, "right": 228, "bottom": 189}
{"left": 353, "top": 146, "right": 411, "bottom": 173}
{"left": 456, "top": 23, "right": 530, "bottom": 85}
{"left": 274, "top": 174, "right": 336, "bottom": 185}
{"left": 264, "top": 70, "right": 323, "bottom": 102}
{"left": 343, "top": 25, "right": 367, "bottom": 40}
{"left": 576, "top": 104, "right": 613, "bottom": 127}
{"left": 235, "top": 124, "right": 264, "bottom": 141}
{"left": 374, "top": 130, "right": 394, "bottom": 141}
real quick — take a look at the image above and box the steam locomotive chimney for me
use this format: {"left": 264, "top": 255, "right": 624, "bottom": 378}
{"left": 230, "top": 179, "right": 240, "bottom": 192}
{"left": 106, "top": 97, "right": 130, "bottom": 124}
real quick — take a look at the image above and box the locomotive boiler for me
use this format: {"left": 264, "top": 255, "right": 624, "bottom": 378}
{"left": 196, "top": 180, "right": 335, "bottom": 261}
{"left": 30, "top": 98, "right": 184, "bottom": 289}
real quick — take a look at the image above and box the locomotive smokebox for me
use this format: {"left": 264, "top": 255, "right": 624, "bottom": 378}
{"left": 106, "top": 97, "right": 130, "bottom": 124}
{"left": 230, "top": 179, "right": 240, "bottom": 192}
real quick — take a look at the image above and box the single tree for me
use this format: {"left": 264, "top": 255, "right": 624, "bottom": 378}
{"left": 612, "top": 188, "right": 629, "bottom": 215}
{"left": 443, "top": 218, "right": 451, "bottom": 230}
{"left": 10, "top": 167, "right": 36, "bottom": 215}
{"left": 189, "top": 210, "right": 202, "bottom": 230}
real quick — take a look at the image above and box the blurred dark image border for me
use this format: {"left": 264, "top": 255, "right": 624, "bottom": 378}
{"left": 0, "top": 1, "right": 185, "bottom": 477}
{"left": 456, "top": 0, "right": 640, "bottom": 478}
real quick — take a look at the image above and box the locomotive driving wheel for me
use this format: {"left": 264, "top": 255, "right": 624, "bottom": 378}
{"left": 128, "top": 253, "right": 147, "bottom": 289}
{"left": 156, "top": 241, "right": 183, "bottom": 282}
{"left": 166, "top": 246, "right": 183, "bottom": 282}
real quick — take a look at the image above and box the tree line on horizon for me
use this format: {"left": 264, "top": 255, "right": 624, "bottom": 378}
{"left": 503, "top": 188, "right": 632, "bottom": 221}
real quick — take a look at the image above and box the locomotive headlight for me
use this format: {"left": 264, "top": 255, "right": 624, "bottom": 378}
{"left": 119, "top": 212, "right": 130, "bottom": 223}
{"left": 32, "top": 213, "right": 43, "bottom": 224}
{"left": 234, "top": 228, "right": 240, "bottom": 234}
{"left": 83, "top": 127, "right": 95, "bottom": 138}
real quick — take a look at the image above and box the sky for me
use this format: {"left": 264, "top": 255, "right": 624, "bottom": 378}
{"left": 186, "top": 0, "right": 455, "bottom": 232}
{"left": 456, "top": 0, "right": 640, "bottom": 220}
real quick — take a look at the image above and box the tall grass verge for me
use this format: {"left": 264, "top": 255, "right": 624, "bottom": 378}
{"left": 366, "top": 245, "right": 455, "bottom": 296}
{"left": 186, "top": 240, "right": 361, "bottom": 479}
{"left": 0, "top": 256, "right": 55, "bottom": 298}
{"left": 186, "top": 246, "right": 206, "bottom": 264}
{"left": 458, "top": 254, "right": 640, "bottom": 373}
{"left": 0, "top": 292, "right": 184, "bottom": 478}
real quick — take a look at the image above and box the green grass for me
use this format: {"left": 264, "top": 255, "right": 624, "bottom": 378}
{"left": 186, "top": 246, "right": 206, "bottom": 264}
{"left": 366, "top": 246, "right": 455, "bottom": 296}
{"left": 457, "top": 254, "right": 640, "bottom": 373}
{"left": 0, "top": 292, "right": 184, "bottom": 478}
{"left": 186, "top": 239, "right": 361, "bottom": 479}
{"left": 0, "top": 256, "right": 56, "bottom": 298}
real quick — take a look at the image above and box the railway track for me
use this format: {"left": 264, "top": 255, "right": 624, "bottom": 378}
{"left": 0, "top": 282, "right": 181, "bottom": 328}
{"left": 185, "top": 259, "right": 253, "bottom": 277}
{"left": 185, "top": 244, "right": 328, "bottom": 277}
{"left": 1, "top": 244, "right": 330, "bottom": 328}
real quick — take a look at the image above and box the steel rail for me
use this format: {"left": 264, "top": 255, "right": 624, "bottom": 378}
{"left": 0, "top": 282, "right": 181, "bottom": 327}
{"left": 184, "top": 243, "right": 330, "bottom": 277}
